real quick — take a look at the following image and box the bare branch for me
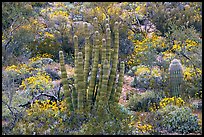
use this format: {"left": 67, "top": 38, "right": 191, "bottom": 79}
{"left": 19, "top": 92, "right": 59, "bottom": 108}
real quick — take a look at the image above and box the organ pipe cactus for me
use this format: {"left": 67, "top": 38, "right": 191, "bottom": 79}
{"left": 169, "top": 59, "right": 183, "bottom": 97}
{"left": 59, "top": 51, "right": 74, "bottom": 112}
{"left": 59, "top": 18, "right": 124, "bottom": 114}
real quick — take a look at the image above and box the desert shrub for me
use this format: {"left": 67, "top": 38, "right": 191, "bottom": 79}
{"left": 3, "top": 53, "right": 54, "bottom": 86}
{"left": 146, "top": 2, "right": 202, "bottom": 36}
{"left": 2, "top": 2, "right": 42, "bottom": 66}
{"left": 127, "top": 33, "right": 166, "bottom": 67}
{"left": 19, "top": 71, "right": 54, "bottom": 96}
{"left": 2, "top": 72, "right": 32, "bottom": 135}
{"left": 11, "top": 99, "right": 71, "bottom": 135}
{"left": 127, "top": 91, "right": 163, "bottom": 112}
{"left": 151, "top": 105, "right": 201, "bottom": 134}
{"left": 130, "top": 65, "right": 164, "bottom": 90}
{"left": 149, "top": 96, "right": 186, "bottom": 112}
{"left": 136, "top": 122, "right": 154, "bottom": 135}
{"left": 77, "top": 106, "right": 136, "bottom": 135}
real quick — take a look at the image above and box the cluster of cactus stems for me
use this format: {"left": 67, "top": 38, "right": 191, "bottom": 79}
{"left": 59, "top": 18, "right": 125, "bottom": 114}
{"left": 169, "top": 59, "right": 183, "bottom": 97}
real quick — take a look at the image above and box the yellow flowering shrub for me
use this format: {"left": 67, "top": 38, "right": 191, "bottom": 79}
{"left": 134, "top": 65, "right": 150, "bottom": 76}
{"left": 29, "top": 53, "right": 54, "bottom": 63}
{"left": 162, "top": 50, "right": 176, "bottom": 61}
{"left": 171, "top": 40, "right": 182, "bottom": 51}
{"left": 183, "top": 67, "right": 202, "bottom": 81}
{"left": 89, "top": 6, "right": 107, "bottom": 21}
{"left": 26, "top": 99, "right": 68, "bottom": 116}
{"left": 127, "top": 33, "right": 166, "bottom": 66}
{"left": 136, "top": 122, "right": 153, "bottom": 133}
{"left": 151, "top": 66, "right": 161, "bottom": 77}
{"left": 20, "top": 71, "right": 53, "bottom": 93}
{"left": 5, "top": 65, "right": 21, "bottom": 73}
{"left": 5, "top": 53, "right": 53, "bottom": 77}
{"left": 4, "top": 63, "right": 36, "bottom": 80}
{"left": 84, "top": 2, "right": 121, "bottom": 23}
{"left": 40, "top": 2, "right": 69, "bottom": 19}
{"left": 13, "top": 99, "right": 69, "bottom": 135}
{"left": 149, "top": 97, "right": 185, "bottom": 112}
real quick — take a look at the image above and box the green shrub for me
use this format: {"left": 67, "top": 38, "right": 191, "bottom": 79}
{"left": 127, "top": 91, "right": 162, "bottom": 112}
{"left": 76, "top": 106, "right": 135, "bottom": 135}
{"left": 146, "top": 2, "right": 202, "bottom": 36}
{"left": 130, "top": 65, "right": 164, "bottom": 90}
{"left": 152, "top": 105, "right": 201, "bottom": 134}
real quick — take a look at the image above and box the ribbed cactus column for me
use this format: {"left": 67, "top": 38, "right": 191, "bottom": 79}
{"left": 98, "top": 39, "right": 107, "bottom": 95}
{"left": 93, "top": 17, "right": 99, "bottom": 31}
{"left": 106, "top": 27, "right": 111, "bottom": 64}
{"left": 169, "top": 59, "right": 183, "bottom": 97}
{"left": 107, "top": 22, "right": 119, "bottom": 100}
{"left": 87, "top": 31, "right": 100, "bottom": 110}
{"left": 73, "top": 35, "right": 78, "bottom": 110}
{"left": 114, "top": 61, "right": 125, "bottom": 103}
{"left": 59, "top": 51, "right": 74, "bottom": 112}
{"left": 77, "top": 52, "right": 85, "bottom": 111}
{"left": 100, "top": 59, "right": 110, "bottom": 104}
{"left": 83, "top": 22, "right": 91, "bottom": 108}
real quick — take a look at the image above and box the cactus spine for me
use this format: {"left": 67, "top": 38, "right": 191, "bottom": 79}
{"left": 169, "top": 59, "right": 183, "bottom": 97}
{"left": 59, "top": 18, "right": 124, "bottom": 114}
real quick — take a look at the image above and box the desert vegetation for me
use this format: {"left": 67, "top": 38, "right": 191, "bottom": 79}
{"left": 2, "top": 2, "right": 202, "bottom": 135}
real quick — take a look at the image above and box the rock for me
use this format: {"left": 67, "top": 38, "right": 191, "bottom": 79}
{"left": 132, "top": 66, "right": 137, "bottom": 71}
{"left": 127, "top": 70, "right": 134, "bottom": 76}
{"left": 45, "top": 68, "right": 61, "bottom": 80}
{"left": 30, "top": 60, "right": 43, "bottom": 68}
{"left": 41, "top": 58, "right": 53, "bottom": 65}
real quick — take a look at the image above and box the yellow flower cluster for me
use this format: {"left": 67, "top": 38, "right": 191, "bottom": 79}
{"left": 185, "top": 39, "right": 199, "bottom": 51}
{"left": 198, "top": 118, "right": 202, "bottom": 127}
{"left": 20, "top": 72, "right": 53, "bottom": 92}
{"left": 5, "top": 65, "right": 20, "bottom": 73}
{"left": 45, "top": 32, "right": 55, "bottom": 39}
{"left": 172, "top": 42, "right": 181, "bottom": 51}
{"left": 29, "top": 53, "right": 53, "bottom": 63}
{"left": 149, "top": 103, "right": 160, "bottom": 112}
{"left": 40, "top": 7, "right": 53, "bottom": 14}
{"left": 149, "top": 97, "right": 185, "bottom": 112}
{"left": 40, "top": 53, "right": 54, "bottom": 58}
{"left": 29, "top": 56, "right": 42, "bottom": 63}
{"left": 5, "top": 63, "right": 34, "bottom": 74}
{"left": 183, "top": 67, "right": 193, "bottom": 81}
{"left": 134, "top": 65, "right": 150, "bottom": 76}
{"left": 107, "top": 5, "right": 121, "bottom": 15}
{"left": 183, "top": 67, "right": 201, "bottom": 81}
{"left": 136, "top": 122, "right": 153, "bottom": 133}
{"left": 49, "top": 10, "right": 69, "bottom": 18}
{"left": 26, "top": 99, "right": 67, "bottom": 117}
{"left": 151, "top": 66, "right": 161, "bottom": 77}
{"left": 20, "top": 24, "right": 32, "bottom": 30}
{"left": 186, "top": 39, "right": 198, "bottom": 47}
{"left": 53, "top": 2, "right": 67, "bottom": 8}
{"left": 162, "top": 51, "right": 176, "bottom": 60}
{"left": 40, "top": 3, "right": 68, "bottom": 20}
{"left": 159, "top": 97, "right": 185, "bottom": 108}
{"left": 127, "top": 33, "right": 165, "bottom": 66}
{"left": 90, "top": 6, "right": 106, "bottom": 21}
